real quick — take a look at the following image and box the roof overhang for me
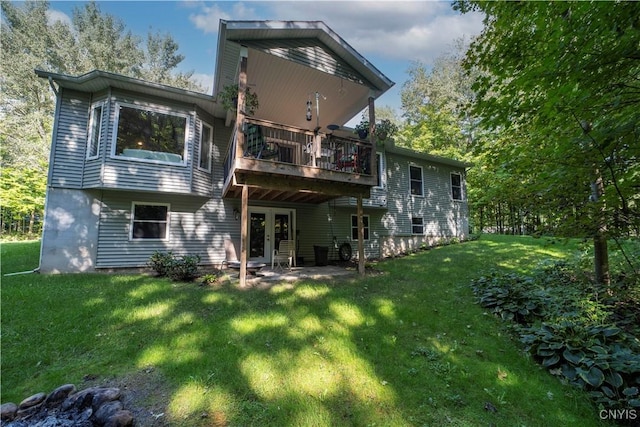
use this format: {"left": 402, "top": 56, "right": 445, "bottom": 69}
{"left": 214, "top": 20, "right": 395, "bottom": 131}
{"left": 384, "top": 141, "right": 472, "bottom": 169}
{"left": 35, "top": 69, "right": 217, "bottom": 116}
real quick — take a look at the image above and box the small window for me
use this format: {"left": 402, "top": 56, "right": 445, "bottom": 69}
{"left": 199, "top": 122, "right": 213, "bottom": 172}
{"left": 351, "top": 214, "right": 370, "bottom": 241}
{"left": 87, "top": 103, "right": 103, "bottom": 159}
{"left": 409, "top": 165, "right": 423, "bottom": 196}
{"left": 412, "top": 217, "right": 424, "bottom": 235}
{"left": 451, "top": 172, "right": 463, "bottom": 201}
{"left": 114, "top": 103, "right": 187, "bottom": 164}
{"left": 131, "top": 203, "right": 169, "bottom": 240}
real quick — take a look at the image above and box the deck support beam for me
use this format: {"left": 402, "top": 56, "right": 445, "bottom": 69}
{"left": 357, "top": 194, "right": 365, "bottom": 276}
{"left": 240, "top": 184, "right": 248, "bottom": 287}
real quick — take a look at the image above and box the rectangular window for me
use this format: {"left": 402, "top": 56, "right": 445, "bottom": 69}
{"left": 412, "top": 217, "right": 424, "bottom": 235}
{"left": 351, "top": 214, "right": 370, "bottom": 241}
{"left": 451, "top": 172, "right": 463, "bottom": 201}
{"left": 131, "top": 203, "right": 169, "bottom": 240}
{"left": 199, "top": 122, "right": 213, "bottom": 172}
{"left": 114, "top": 103, "right": 187, "bottom": 164}
{"left": 409, "top": 165, "right": 423, "bottom": 196}
{"left": 87, "top": 103, "right": 103, "bottom": 159}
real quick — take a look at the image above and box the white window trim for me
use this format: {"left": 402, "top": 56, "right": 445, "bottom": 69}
{"left": 198, "top": 121, "right": 213, "bottom": 173}
{"left": 86, "top": 102, "right": 104, "bottom": 160}
{"left": 411, "top": 216, "right": 425, "bottom": 235}
{"left": 350, "top": 214, "right": 370, "bottom": 241}
{"left": 130, "top": 202, "right": 170, "bottom": 241}
{"left": 409, "top": 164, "right": 424, "bottom": 197}
{"left": 111, "top": 101, "right": 190, "bottom": 166}
{"left": 374, "top": 153, "right": 386, "bottom": 189}
{"left": 451, "top": 172, "right": 464, "bottom": 201}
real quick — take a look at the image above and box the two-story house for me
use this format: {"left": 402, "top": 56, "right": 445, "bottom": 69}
{"left": 36, "top": 20, "right": 469, "bottom": 282}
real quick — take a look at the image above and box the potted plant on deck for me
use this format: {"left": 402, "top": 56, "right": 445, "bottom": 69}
{"left": 219, "top": 84, "right": 259, "bottom": 116}
{"left": 354, "top": 119, "right": 370, "bottom": 139}
{"left": 354, "top": 118, "right": 398, "bottom": 145}
{"left": 373, "top": 119, "right": 398, "bottom": 145}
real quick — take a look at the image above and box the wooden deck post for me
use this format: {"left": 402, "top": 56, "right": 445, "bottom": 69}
{"left": 357, "top": 194, "right": 365, "bottom": 276}
{"left": 240, "top": 184, "right": 248, "bottom": 287}
{"left": 238, "top": 47, "right": 249, "bottom": 287}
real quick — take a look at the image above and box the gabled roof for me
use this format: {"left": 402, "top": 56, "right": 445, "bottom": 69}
{"left": 214, "top": 20, "right": 395, "bottom": 130}
{"left": 34, "top": 69, "right": 217, "bottom": 116}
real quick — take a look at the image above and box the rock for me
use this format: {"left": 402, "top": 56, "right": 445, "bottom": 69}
{"left": 18, "top": 392, "right": 46, "bottom": 409}
{"left": 94, "top": 400, "right": 123, "bottom": 425}
{"left": 0, "top": 402, "right": 18, "bottom": 421}
{"left": 45, "top": 384, "right": 76, "bottom": 407}
{"left": 2, "top": 384, "right": 135, "bottom": 426}
{"left": 91, "top": 387, "right": 121, "bottom": 412}
{"left": 104, "top": 410, "right": 134, "bottom": 427}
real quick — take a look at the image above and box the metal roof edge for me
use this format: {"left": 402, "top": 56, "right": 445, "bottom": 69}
{"left": 384, "top": 142, "right": 472, "bottom": 169}
{"left": 35, "top": 69, "right": 215, "bottom": 102}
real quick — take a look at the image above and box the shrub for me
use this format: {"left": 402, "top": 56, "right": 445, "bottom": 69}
{"left": 166, "top": 254, "right": 201, "bottom": 282}
{"left": 148, "top": 251, "right": 201, "bottom": 282}
{"left": 148, "top": 251, "right": 175, "bottom": 277}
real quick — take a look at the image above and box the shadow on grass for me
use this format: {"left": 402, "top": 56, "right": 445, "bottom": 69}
{"left": 1, "top": 235, "right": 606, "bottom": 426}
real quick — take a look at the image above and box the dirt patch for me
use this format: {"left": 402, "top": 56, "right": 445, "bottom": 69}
{"left": 83, "top": 367, "right": 172, "bottom": 427}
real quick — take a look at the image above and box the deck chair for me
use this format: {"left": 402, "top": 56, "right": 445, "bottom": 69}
{"left": 271, "top": 240, "right": 295, "bottom": 270}
{"left": 244, "top": 123, "right": 278, "bottom": 159}
{"left": 336, "top": 149, "right": 358, "bottom": 171}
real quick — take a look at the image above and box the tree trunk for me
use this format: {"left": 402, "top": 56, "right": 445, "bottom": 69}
{"left": 592, "top": 170, "right": 610, "bottom": 285}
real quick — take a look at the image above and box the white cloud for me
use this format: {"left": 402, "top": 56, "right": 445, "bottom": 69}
{"left": 263, "top": 1, "right": 484, "bottom": 64}
{"left": 189, "top": 1, "right": 483, "bottom": 65}
{"left": 189, "top": 1, "right": 260, "bottom": 34}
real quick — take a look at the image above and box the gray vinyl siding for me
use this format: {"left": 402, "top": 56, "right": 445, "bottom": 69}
{"left": 52, "top": 87, "right": 216, "bottom": 196}
{"left": 212, "top": 121, "right": 233, "bottom": 198}
{"left": 94, "top": 191, "right": 234, "bottom": 268}
{"left": 49, "top": 89, "right": 91, "bottom": 189}
{"left": 246, "top": 39, "right": 365, "bottom": 85}
{"left": 384, "top": 152, "right": 468, "bottom": 239}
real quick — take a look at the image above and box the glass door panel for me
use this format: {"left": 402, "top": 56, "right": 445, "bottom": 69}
{"left": 249, "top": 212, "right": 267, "bottom": 260}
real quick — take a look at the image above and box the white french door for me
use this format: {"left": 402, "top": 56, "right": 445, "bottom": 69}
{"left": 248, "top": 207, "right": 295, "bottom": 263}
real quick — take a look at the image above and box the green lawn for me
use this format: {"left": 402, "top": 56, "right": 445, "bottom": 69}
{"left": 1, "top": 235, "right": 610, "bottom": 426}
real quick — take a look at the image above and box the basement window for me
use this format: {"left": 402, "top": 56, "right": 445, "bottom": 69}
{"left": 131, "top": 203, "right": 169, "bottom": 240}
{"left": 412, "top": 217, "right": 424, "bottom": 235}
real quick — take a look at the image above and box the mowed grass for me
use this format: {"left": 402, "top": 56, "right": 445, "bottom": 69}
{"left": 1, "top": 235, "right": 610, "bottom": 426}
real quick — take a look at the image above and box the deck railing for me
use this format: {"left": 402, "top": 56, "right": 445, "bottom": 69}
{"left": 223, "top": 118, "right": 373, "bottom": 180}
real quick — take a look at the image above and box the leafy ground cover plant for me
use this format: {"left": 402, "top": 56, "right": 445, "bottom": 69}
{"left": 472, "top": 245, "right": 640, "bottom": 415}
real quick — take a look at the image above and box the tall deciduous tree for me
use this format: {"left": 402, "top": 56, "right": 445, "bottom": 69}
{"left": 455, "top": 1, "right": 640, "bottom": 283}
{"left": 398, "top": 41, "right": 476, "bottom": 160}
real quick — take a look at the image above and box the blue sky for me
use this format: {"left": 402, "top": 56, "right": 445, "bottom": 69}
{"left": 48, "top": 1, "right": 484, "bottom": 119}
